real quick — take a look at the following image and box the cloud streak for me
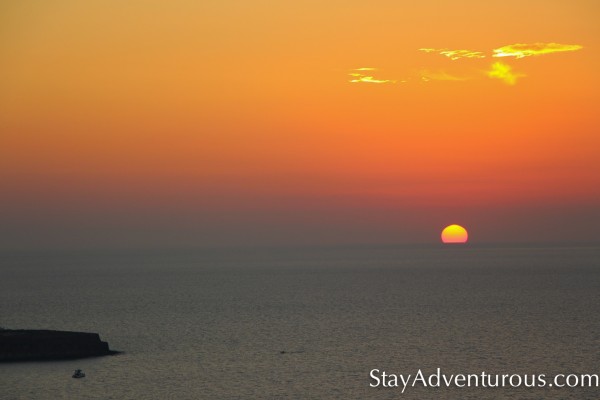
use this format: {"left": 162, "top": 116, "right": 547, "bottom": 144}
{"left": 492, "top": 43, "right": 583, "bottom": 58}
{"left": 349, "top": 41, "right": 582, "bottom": 86}
{"left": 349, "top": 69, "right": 396, "bottom": 84}
{"left": 419, "top": 70, "right": 469, "bottom": 81}
{"left": 349, "top": 74, "right": 396, "bottom": 84}
{"left": 419, "top": 48, "right": 486, "bottom": 60}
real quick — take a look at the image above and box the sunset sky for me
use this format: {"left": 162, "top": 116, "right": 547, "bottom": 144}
{"left": 1, "top": 0, "right": 599, "bottom": 249}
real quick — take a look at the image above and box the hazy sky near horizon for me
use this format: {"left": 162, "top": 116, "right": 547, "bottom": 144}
{"left": 1, "top": 0, "right": 600, "bottom": 249}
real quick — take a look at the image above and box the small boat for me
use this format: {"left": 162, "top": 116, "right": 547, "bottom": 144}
{"left": 72, "top": 369, "right": 85, "bottom": 379}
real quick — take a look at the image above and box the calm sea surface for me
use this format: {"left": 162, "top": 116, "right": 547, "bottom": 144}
{"left": 1, "top": 245, "right": 599, "bottom": 399}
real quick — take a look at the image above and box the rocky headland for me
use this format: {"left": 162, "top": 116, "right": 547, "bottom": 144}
{"left": 0, "top": 329, "right": 118, "bottom": 362}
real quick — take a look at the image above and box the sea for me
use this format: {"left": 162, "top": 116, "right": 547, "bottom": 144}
{"left": 1, "top": 244, "right": 599, "bottom": 399}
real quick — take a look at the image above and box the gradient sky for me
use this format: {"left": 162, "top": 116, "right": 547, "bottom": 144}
{"left": 1, "top": 0, "right": 599, "bottom": 249}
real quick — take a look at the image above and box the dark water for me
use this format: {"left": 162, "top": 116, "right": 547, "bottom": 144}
{"left": 1, "top": 245, "right": 599, "bottom": 399}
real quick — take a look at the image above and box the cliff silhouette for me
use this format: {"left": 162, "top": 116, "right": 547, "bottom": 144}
{"left": 0, "top": 329, "right": 118, "bottom": 362}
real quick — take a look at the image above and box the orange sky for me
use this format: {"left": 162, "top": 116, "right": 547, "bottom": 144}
{"left": 1, "top": 0, "right": 599, "bottom": 248}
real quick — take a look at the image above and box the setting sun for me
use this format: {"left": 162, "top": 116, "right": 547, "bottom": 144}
{"left": 441, "top": 225, "right": 469, "bottom": 244}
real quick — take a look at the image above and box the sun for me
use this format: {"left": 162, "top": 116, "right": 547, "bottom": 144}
{"left": 441, "top": 224, "right": 468, "bottom": 244}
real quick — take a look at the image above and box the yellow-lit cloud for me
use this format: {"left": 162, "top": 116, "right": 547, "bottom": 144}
{"left": 349, "top": 70, "right": 395, "bottom": 83}
{"left": 487, "top": 62, "right": 524, "bottom": 85}
{"left": 349, "top": 74, "right": 395, "bottom": 84}
{"left": 419, "top": 48, "right": 485, "bottom": 60}
{"left": 493, "top": 43, "right": 582, "bottom": 58}
{"left": 351, "top": 42, "right": 581, "bottom": 85}
{"left": 419, "top": 70, "right": 468, "bottom": 81}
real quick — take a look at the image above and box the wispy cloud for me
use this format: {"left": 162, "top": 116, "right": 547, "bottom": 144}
{"left": 349, "top": 40, "right": 581, "bottom": 86}
{"left": 349, "top": 69, "right": 396, "bottom": 84}
{"left": 492, "top": 43, "right": 583, "bottom": 58}
{"left": 419, "top": 70, "right": 469, "bottom": 81}
{"left": 349, "top": 74, "right": 396, "bottom": 84}
{"left": 419, "top": 48, "right": 486, "bottom": 60}
{"left": 487, "top": 62, "right": 525, "bottom": 85}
